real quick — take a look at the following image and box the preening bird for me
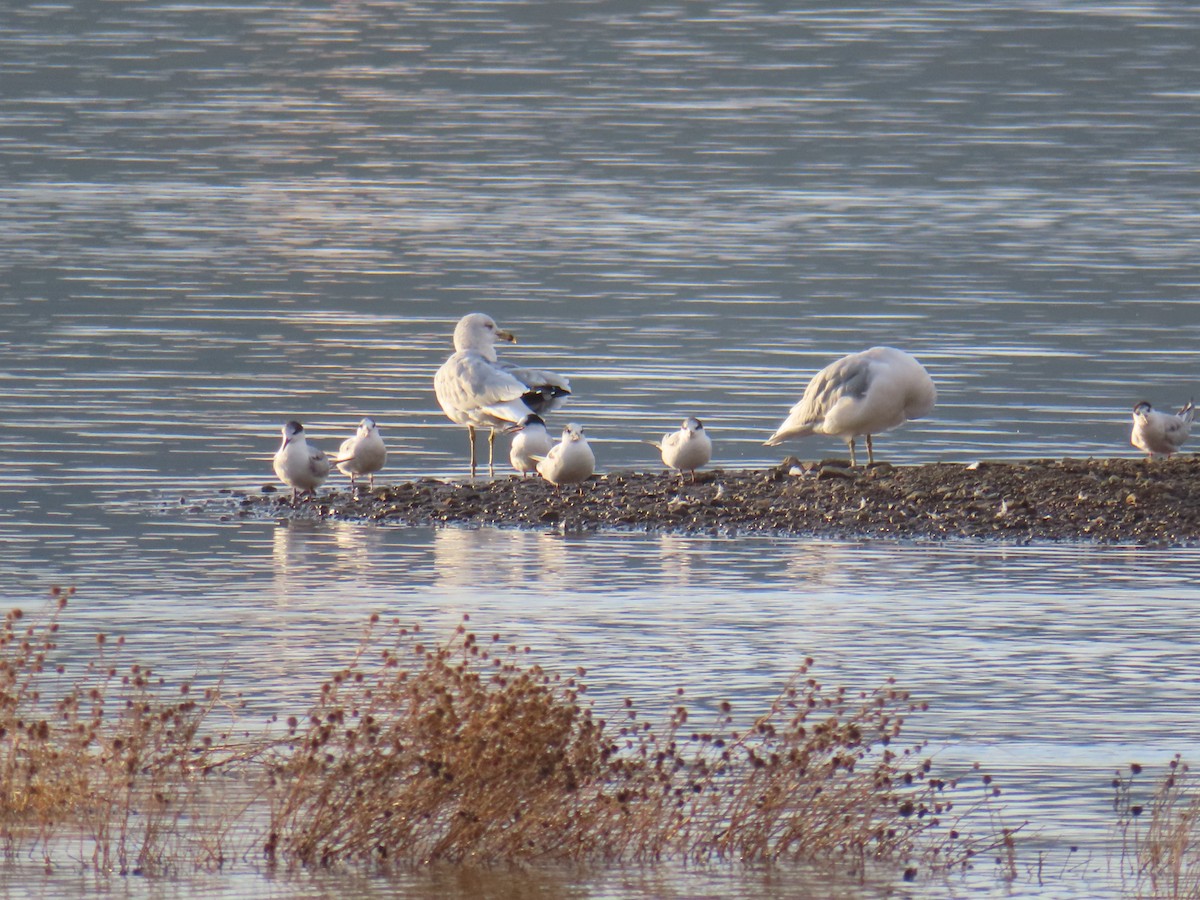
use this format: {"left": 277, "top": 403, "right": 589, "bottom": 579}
{"left": 650, "top": 417, "right": 712, "bottom": 482}
{"left": 434, "top": 313, "right": 570, "bottom": 478}
{"left": 764, "top": 347, "right": 936, "bottom": 466}
{"left": 509, "top": 413, "right": 552, "bottom": 477}
{"left": 334, "top": 417, "right": 387, "bottom": 488}
{"left": 273, "top": 421, "right": 330, "bottom": 500}
{"left": 1131, "top": 400, "right": 1194, "bottom": 459}
{"left": 535, "top": 423, "right": 595, "bottom": 489}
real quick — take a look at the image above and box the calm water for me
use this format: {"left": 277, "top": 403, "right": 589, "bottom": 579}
{"left": 3, "top": 1, "right": 1200, "bottom": 896}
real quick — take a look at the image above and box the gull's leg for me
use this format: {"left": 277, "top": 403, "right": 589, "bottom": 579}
{"left": 847, "top": 438, "right": 857, "bottom": 467}
{"left": 866, "top": 434, "right": 875, "bottom": 465}
{"left": 488, "top": 428, "right": 497, "bottom": 477}
{"left": 468, "top": 425, "right": 477, "bottom": 479}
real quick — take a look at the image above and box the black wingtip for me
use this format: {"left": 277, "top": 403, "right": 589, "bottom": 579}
{"left": 521, "top": 385, "right": 571, "bottom": 413}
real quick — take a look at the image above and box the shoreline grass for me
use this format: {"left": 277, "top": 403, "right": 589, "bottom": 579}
{"left": 1114, "top": 756, "right": 1200, "bottom": 898}
{"left": 264, "top": 615, "right": 1016, "bottom": 878}
{"left": 1, "top": 589, "right": 1030, "bottom": 886}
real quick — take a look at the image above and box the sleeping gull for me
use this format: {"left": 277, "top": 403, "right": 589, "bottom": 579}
{"left": 1131, "top": 400, "right": 1194, "bottom": 459}
{"left": 650, "top": 417, "right": 712, "bottom": 482}
{"left": 509, "top": 413, "right": 552, "bottom": 477}
{"left": 535, "top": 422, "right": 595, "bottom": 489}
{"left": 434, "top": 312, "right": 571, "bottom": 478}
{"left": 764, "top": 347, "right": 936, "bottom": 466}
{"left": 333, "top": 417, "right": 387, "bottom": 488}
{"left": 273, "top": 421, "right": 330, "bottom": 500}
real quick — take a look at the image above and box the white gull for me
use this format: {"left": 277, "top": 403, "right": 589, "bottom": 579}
{"left": 273, "top": 421, "right": 331, "bottom": 500}
{"left": 434, "top": 312, "right": 570, "bottom": 478}
{"left": 334, "top": 417, "right": 387, "bottom": 488}
{"left": 764, "top": 346, "right": 936, "bottom": 466}
{"left": 1131, "top": 399, "right": 1194, "bottom": 459}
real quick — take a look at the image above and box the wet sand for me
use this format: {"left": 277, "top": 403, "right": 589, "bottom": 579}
{"left": 229, "top": 454, "right": 1200, "bottom": 545}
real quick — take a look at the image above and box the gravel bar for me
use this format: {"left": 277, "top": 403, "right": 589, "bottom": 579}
{"left": 224, "top": 454, "right": 1200, "bottom": 545}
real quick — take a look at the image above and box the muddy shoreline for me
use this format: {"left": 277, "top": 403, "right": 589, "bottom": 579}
{"left": 229, "top": 455, "right": 1200, "bottom": 545}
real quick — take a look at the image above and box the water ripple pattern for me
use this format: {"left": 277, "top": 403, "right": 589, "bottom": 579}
{"left": 2, "top": 4, "right": 1200, "bottom": 896}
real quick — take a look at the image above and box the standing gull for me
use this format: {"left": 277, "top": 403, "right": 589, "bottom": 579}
{"left": 764, "top": 347, "right": 936, "bottom": 466}
{"left": 334, "top": 417, "right": 387, "bottom": 488}
{"left": 535, "top": 423, "right": 595, "bottom": 489}
{"left": 1131, "top": 400, "right": 1194, "bottom": 459}
{"left": 509, "top": 413, "right": 552, "bottom": 477}
{"left": 273, "top": 421, "right": 330, "bottom": 501}
{"left": 650, "top": 417, "right": 712, "bottom": 482}
{"left": 434, "top": 312, "right": 570, "bottom": 478}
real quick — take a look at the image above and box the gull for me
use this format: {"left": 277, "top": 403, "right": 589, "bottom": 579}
{"left": 650, "top": 417, "right": 712, "bottom": 482}
{"left": 434, "top": 312, "right": 571, "bottom": 478}
{"left": 273, "top": 421, "right": 330, "bottom": 501}
{"left": 1131, "top": 400, "right": 1194, "bottom": 459}
{"left": 535, "top": 423, "right": 595, "bottom": 489}
{"left": 764, "top": 347, "right": 936, "bottom": 466}
{"left": 333, "top": 417, "right": 387, "bottom": 489}
{"left": 509, "top": 413, "right": 552, "bottom": 477}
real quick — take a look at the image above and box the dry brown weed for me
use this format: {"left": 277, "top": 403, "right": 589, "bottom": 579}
{"left": 265, "top": 614, "right": 1017, "bottom": 878}
{"left": 1, "top": 591, "right": 1018, "bottom": 883}
{"left": 1115, "top": 756, "right": 1200, "bottom": 898}
{"left": 0, "top": 588, "right": 240, "bottom": 875}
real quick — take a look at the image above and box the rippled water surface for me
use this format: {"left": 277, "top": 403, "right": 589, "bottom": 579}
{"left": 3, "top": 1, "right": 1200, "bottom": 896}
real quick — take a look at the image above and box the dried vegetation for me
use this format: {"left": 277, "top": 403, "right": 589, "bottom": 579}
{"left": 1115, "top": 757, "right": 1200, "bottom": 898}
{"left": 2, "top": 591, "right": 1018, "bottom": 884}
{"left": 0, "top": 588, "right": 239, "bottom": 875}
{"left": 265, "top": 615, "right": 1015, "bottom": 876}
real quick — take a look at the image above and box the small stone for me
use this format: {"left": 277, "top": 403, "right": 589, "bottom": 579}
{"left": 818, "top": 465, "right": 856, "bottom": 480}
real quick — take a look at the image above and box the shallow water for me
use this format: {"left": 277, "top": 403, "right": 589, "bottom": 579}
{"left": 4, "top": 1, "right": 1200, "bottom": 896}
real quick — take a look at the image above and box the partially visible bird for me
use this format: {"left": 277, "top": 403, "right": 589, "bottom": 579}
{"left": 273, "top": 421, "right": 330, "bottom": 501}
{"left": 650, "top": 417, "right": 712, "bottom": 482}
{"left": 535, "top": 423, "right": 595, "bottom": 489}
{"left": 434, "top": 312, "right": 571, "bottom": 478}
{"left": 1131, "top": 400, "right": 1194, "bottom": 459}
{"left": 334, "top": 417, "right": 387, "bottom": 489}
{"left": 509, "top": 413, "right": 552, "bottom": 477}
{"left": 764, "top": 346, "right": 936, "bottom": 466}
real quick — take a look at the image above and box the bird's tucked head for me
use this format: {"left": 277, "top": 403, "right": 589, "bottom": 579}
{"left": 516, "top": 413, "right": 546, "bottom": 431}
{"left": 1133, "top": 401, "right": 1153, "bottom": 418}
{"left": 683, "top": 416, "right": 704, "bottom": 432}
{"left": 358, "top": 417, "right": 378, "bottom": 435}
{"left": 563, "top": 423, "right": 585, "bottom": 442}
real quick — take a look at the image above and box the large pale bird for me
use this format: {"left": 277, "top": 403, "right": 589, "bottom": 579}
{"left": 1131, "top": 400, "right": 1193, "bottom": 459}
{"left": 273, "top": 421, "right": 331, "bottom": 500}
{"left": 764, "top": 347, "right": 936, "bottom": 466}
{"left": 434, "top": 313, "right": 571, "bottom": 478}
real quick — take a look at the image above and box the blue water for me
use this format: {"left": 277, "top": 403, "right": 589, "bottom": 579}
{"left": 4, "top": 1, "right": 1200, "bottom": 895}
